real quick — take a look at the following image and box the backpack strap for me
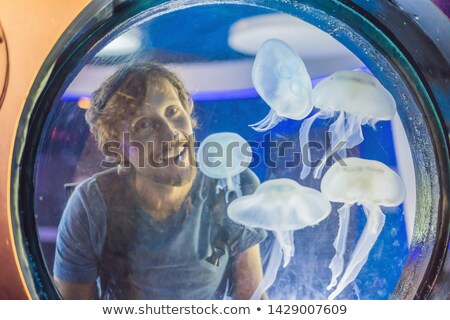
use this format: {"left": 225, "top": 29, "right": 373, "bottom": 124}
{"left": 206, "top": 169, "right": 262, "bottom": 298}
{"left": 201, "top": 175, "right": 237, "bottom": 298}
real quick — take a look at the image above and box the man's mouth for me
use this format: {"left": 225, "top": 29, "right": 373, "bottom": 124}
{"left": 161, "top": 142, "right": 189, "bottom": 165}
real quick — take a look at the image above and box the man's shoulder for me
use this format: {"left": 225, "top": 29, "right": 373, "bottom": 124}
{"left": 68, "top": 168, "right": 124, "bottom": 212}
{"left": 91, "top": 167, "right": 121, "bottom": 183}
{"left": 76, "top": 168, "right": 121, "bottom": 193}
{"left": 63, "top": 170, "right": 116, "bottom": 234}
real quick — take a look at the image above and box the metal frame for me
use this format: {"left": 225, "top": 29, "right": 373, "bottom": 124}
{"left": 3, "top": 0, "right": 449, "bottom": 299}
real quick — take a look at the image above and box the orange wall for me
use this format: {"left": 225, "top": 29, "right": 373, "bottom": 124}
{"left": 0, "top": 0, "right": 90, "bottom": 299}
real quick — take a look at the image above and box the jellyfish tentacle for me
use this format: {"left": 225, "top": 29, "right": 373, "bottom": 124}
{"left": 314, "top": 111, "right": 365, "bottom": 179}
{"left": 344, "top": 113, "right": 364, "bottom": 149}
{"left": 328, "top": 203, "right": 386, "bottom": 300}
{"left": 327, "top": 203, "right": 352, "bottom": 291}
{"left": 216, "top": 178, "right": 227, "bottom": 194}
{"left": 366, "top": 116, "right": 379, "bottom": 129}
{"left": 332, "top": 114, "right": 362, "bottom": 173}
{"left": 273, "top": 230, "right": 295, "bottom": 268}
{"left": 332, "top": 111, "right": 352, "bottom": 168}
{"left": 198, "top": 174, "right": 208, "bottom": 202}
{"left": 250, "top": 109, "right": 285, "bottom": 132}
{"left": 335, "top": 145, "right": 349, "bottom": 185}
{"left": 315, "top": 112, "right": 365, "bottom": 179}
{"left": 249, "top": 110, "right": 274, "bottom": 129}
{"left": 299, "top": 110, "right": 331, "bottom": 180}
{"left": 251, "top": 239, "right": 283, "bottom": 300}
{"left": 314, "top": 111, "right": 346, "bottom": 179}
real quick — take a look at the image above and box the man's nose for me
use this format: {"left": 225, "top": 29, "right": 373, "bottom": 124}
{"left": 157, "top": 119, "right": 179, "bottom": 142}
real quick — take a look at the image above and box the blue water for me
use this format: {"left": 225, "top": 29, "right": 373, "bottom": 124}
{"left": 35, "top": 2, "right": 410, "bottom": 300}
{"left": 38, "top": 93, "right": 409, "bottom": 299}
{"left": 194, "top": 97, "right": 409, "bottom": 299}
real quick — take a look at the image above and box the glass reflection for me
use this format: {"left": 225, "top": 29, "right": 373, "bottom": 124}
{"left": 34, "top": 4, "right": 411, "bottom": 300}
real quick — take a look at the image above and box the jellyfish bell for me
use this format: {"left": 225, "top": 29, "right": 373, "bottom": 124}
{"left": 321, "top": 157, "right": 406, "bottom": 206}
{"left": 250, "top": 38, "right": 313, "bottom": 132}
{"left": 299, "top": 70, "right": 397, "bottom": 180}
{"left": 228, "top": 178, "right": 331, "bottom": 232}
{"left": 196, "top": 132, "right": 252, "bottom": 201}
{"left": 313, "top": 70, "right": 396, "bottom": 121}
{"left": 197, "top": 132, "right": 251, "bottom": 179}
{"left": 320, "top": 157, "right": 406, "bottom": 300}
{"left": 227, "top": 178, "right": 331, "bottom": 299}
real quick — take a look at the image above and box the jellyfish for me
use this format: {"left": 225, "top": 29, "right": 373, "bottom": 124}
{"left": 196, "top": 132, "right": 252, "bottom": 202}
{"left": 250, "top": 38, "right": 313, "bottom": 132}
{"left": 227, "top": 178, "right": 331, "bottom": 299}
{"left": 299, "top": 70, "right": 397, "bottom": 180}
{"left": 320, "top": 157, "right": 406, "bottom": 300}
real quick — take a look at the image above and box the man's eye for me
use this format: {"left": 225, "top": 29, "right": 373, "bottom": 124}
{"left": 166, "top": 106, "right": 180, "bottom": 116}
{"left": 136, "top": 119, "right": 151, "bottom": 130}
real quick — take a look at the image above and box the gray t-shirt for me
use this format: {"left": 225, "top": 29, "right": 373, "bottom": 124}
{"left": 54, "top": 168, "right": 266, "bottom": 299}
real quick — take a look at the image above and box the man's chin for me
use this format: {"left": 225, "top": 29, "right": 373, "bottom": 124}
{"left": 151, "top": 166, "right": 195, "bottom": 187}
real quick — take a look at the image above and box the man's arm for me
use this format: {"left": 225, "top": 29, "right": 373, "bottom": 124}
{"left": 54, "top": 278, "right": 97, "bottom": 300}
{"left": 53, "top": 181, "right": 105, "bottom": 300}
{"left": 232, "top": 244, "right": 268, "bottom": 299}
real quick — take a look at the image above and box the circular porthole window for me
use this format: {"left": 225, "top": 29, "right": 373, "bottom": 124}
{"left": 0, "top": 22, "right": 8, "bottom": 108}
{"left": 10, "top": 0, "right": 449, "bottom": 300}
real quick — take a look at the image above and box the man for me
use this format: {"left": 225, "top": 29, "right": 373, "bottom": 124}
{"left": 53, "top": 63, "right": 267, "bottom": 299}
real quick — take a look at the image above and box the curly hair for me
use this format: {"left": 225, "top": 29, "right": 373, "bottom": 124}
{"left": 85, "top": 63, "right": 195, "bottom": 152}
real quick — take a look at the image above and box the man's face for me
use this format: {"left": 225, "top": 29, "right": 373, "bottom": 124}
{"left": 121, "top": 78, "right": 196, "bottom": 186}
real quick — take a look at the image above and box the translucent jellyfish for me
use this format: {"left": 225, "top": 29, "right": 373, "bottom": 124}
{"left": 250, "top": 38, "right": 313, "bottom": 132}
{"left": 299, "top": 70, "right": 396, "bottom": 180}
{"left": 227, "top": 178, "right": 331, "bottom": 299}
{"left": 320, "top": 157, "right": 406, "bottom": 300}
{"left": 196, "top": 132, "right": 252, "bottom": 202}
